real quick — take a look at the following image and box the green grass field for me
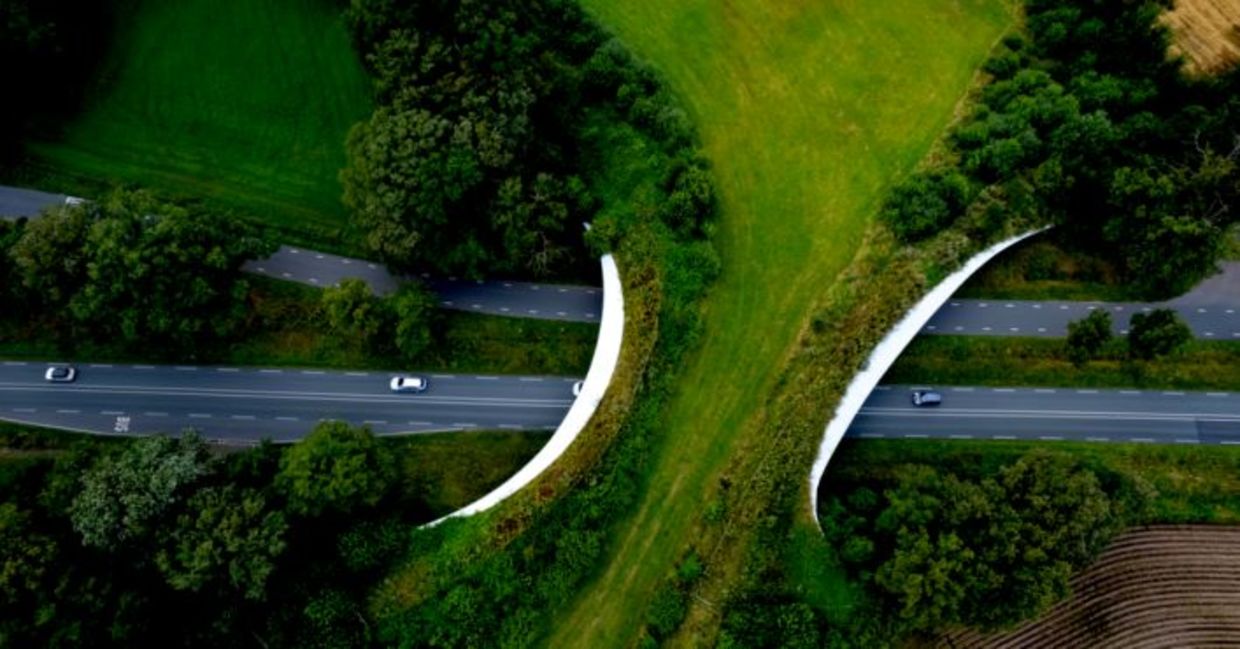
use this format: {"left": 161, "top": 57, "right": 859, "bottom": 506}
{"left": 553, "top": 1, "right": 1014, "bottom": 644}
{"left": 10, "top": 0, "right": 371, "bottom": 246}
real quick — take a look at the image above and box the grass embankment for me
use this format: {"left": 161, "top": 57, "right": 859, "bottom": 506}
{"left": 826, "top": 438, "right": 1240, "bottom": 527}
{"left": 4, "top": 0, "right": 372, "bottom": 249}
{"left": 885, "top": 335, "right": 1240, "bottom": 391}
{"left": 552, "top": 2, "right": 1013, "bottom": 644}
{"left": 0, "top": 278, "right": 596, "bottom": 376}
{"left": 956, "top": 236, "right": 1139, "bottom": 301}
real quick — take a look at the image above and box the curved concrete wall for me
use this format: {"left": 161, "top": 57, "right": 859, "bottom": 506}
{"left": 427, "top": 254, "right": 625, "bottom": 526}
{"left": 808, "top": 229, "right": 1046, "bottom": 524}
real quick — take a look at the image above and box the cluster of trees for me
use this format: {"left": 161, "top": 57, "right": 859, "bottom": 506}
{"left": 882, "top": 0, "right": 1240, "bottom": 298}
{"left": 340, "top": 0, "right": 715, "bottom": 279}
{"left": 320, "top": 278, "right": 438, "bottom": 360}
{"left": 0, "top": 422, "right": 409, "bottom": 647}
{"left": 1065, "top": 307, "right": 1192, "bottom": 365}
{"left": 820, "top": 450, "right": 1151, "bottom": 635}
{"left": 0, "top": 190, "right": 274, "bottom": 353}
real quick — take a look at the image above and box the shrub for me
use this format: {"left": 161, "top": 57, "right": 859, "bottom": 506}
{"left": 881, "top": 170, "right": 972, "bottom": 242}
{"left": 1128, "top": 308, "right": 1192, "bottom": 360}
{"left": 1065, "top": 309, "right": 1112, "bottom": 365}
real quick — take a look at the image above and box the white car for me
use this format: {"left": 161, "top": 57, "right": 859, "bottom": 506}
{"left": 572, "top": 380, "right": 584, "bottom": 397}
{"left": 45, "top": 366, "right": 77, "bottom": 383}
{"left": 390, "top": 376, "right": 428, "bottom": 393}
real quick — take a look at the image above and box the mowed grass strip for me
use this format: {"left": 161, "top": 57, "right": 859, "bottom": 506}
{"left": 17, "top": 0, "right": 371, "bottom": 244}
{"left": 555, "top": 1, "right": 1013, "bottom": 644}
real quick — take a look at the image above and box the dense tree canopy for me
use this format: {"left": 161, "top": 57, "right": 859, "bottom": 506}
{"left": 6, "top": 189, "right": 274, "bottom": 351}
{"left": 881, "top": 0, "right": 1240, "bottom": 298}
{"left": 277, "top": 421, "right": 397, "bottom": 517}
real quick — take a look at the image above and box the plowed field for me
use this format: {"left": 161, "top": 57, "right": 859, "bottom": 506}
{"left": 1164, "top": 0, "right": 1240, "bottom": 74}
{"left": 939, "top": 525, "right": 1240, "bottom": 649}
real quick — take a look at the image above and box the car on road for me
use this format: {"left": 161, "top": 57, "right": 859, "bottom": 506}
{"left": 390, "top": 376, "right": 428, "bottom": 393}
{"left": 45, "top": 366, "right": 77, "bottom": 383}
{"left": 910, "top": 389, "right": 941, "bottom": 407}
{"left": 572, "top": 380, "right": 584, "bottom": 397}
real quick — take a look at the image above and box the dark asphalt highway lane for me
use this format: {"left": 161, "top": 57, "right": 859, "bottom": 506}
{"left": 0, "top": 361, "right": 579, "bottom": 443}
{"left": 923, "top": 299, "right": 1240, "bottom": 339}
{"left": 0, "top": 186, "right": 69, "bottom": 219}
{"left": 244, "top": 246, "right": 603, "bottom": 322}
{"left": 850, "top": 384, "right": 1240, "bottom": 445}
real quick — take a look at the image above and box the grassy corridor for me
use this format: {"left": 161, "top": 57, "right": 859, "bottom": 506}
{"left": 554, "top": 1, "right": 1014, "bottom": 644}
{"left": 12, "top": 0, "right": 372, "bottom": 245}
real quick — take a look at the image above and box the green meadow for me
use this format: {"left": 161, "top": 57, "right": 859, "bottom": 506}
{"left": 13, "top": 0, "right": 372, "bottom": 246}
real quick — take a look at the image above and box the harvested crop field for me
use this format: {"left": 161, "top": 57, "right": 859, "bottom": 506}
{"left": 1164, "top": 0, "right": 1240, "bottom": 74}
{"left": 938, "top": 525, "right": 1240, "bottom": 648}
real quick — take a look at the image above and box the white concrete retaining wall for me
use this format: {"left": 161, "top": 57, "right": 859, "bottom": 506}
{"left": 808, "top": 229, "right": 1045, "bottom": 524}
{"left": 427, "top": 254, "right": 625, "bottom": 526}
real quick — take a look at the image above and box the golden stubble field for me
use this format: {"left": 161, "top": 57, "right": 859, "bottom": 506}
{"left": 1164, "top": 0, "right": 1240, "bottom": 74}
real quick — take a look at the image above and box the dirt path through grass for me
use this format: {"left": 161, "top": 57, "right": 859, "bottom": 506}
{"left": 551, "top": 1, "right": 1013, "bottom": 645}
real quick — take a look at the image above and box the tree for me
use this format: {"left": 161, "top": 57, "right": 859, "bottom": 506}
{"left": 155, "top": 485, "right": 287, "bottom": 601}
{"left": 389, "top": 281, "right": 437, "bottom": 360}
{"left": 1127, "top": 308, "right": 1192, "bottom": 360}
{"left": 69, "top": 432, "right": 214, "bottom": 550}
{"left": 1065, "top": 309, "right": 1112, "bottom": 365}
{"left": 322, "top": 278, "right": 388, "bottom": 345}
{"left": 277, "top": 422, "right": 396, "bottom": 517}
{"left": 880, "top": 171, "right": 972, "bottom": 242}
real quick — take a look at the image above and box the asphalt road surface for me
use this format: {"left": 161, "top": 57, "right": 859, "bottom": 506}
{"left": 0, "top": 185, "right": 605, "bottom": 323}
{"left": 243, "top": 246, "right": 602, "bottom": 322}
{"left": 0, "top": 186, "right": 70, "bottom": 219}
{"left": 0, "top": 361, "right": 578, "bottom": 443}
{"left": 923, "top": 299, "right": 1240, "bottom": 339}
{"left": 851, "top": 384, "right": 1240, "bottom": 445}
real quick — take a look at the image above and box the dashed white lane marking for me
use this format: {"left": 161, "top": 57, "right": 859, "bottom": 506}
{"left": 368, "top": 264, "right": 377, "bottom": 269}
{"left": 528, "top": 309, "right": 540, "bottom": 315}
{"left": 499, "top": 424, "right": 523, "bottom": 429}
{"left": 441, "top": 301, "right": 454, "bottom": 307}
{"left": 1060, "top": 305, "right": 1069, "bottom": 310}
{"left": 530, "top": 285, "right": 541, "bottom": 291}
{"left": 1229, "top": 309, "right": 1235, "bottom": 314}
{"left": 255, "top": 267, "right": 266, "bottom": 273}
{"left": 301, "top": 370, "right": 325, "bottom": 375}
{"left": 1077, "top": 389, "right": 1099, "bottom": 394}
{"left": 586, "top": 313, "right": 597, "bottom": 318}
{"left": 979, "top": 303, "right": 989, "bottom": 308}
{"left": 557, "top": 311, "right": 568, "bottom": 316}
{"left": 1086, "top": 437, "right": 1109, "bottom": 442}
{"left": 949, "top": 434, "right": 974, "bottom": 439}
{"left": 1005, "top": 303, "right": 1014, "bottom": 308}
{"left": 363, "top": 420, "right": 388, "bottom": 425}
{"left": 1037, "top": 327, "right": 1047, "bottom": 333}
{"left": 56, "top": 409, "right": 79, "bottom": 414}
{"left": 315, "top": 254, "right": 324, "bottom": 259}
{"left": 231, "top": 415, "right": 256, "bottom": 420}
{"left": 1120, "top": 330, "right": 1129, "bottom": 335}
{"left": 1120, "top": 390, "right": 1141, "bottom": 395}
{"left": 1035, "top": 388, "right": 1057, "bottom": 394}
{"left": 175, "top": 366, "right": 198, "bottom": 371}
{"left": 453, "top": 422, "right": 478, "bottom": 428}
{"left": 1009, "top": 327, "right": 1020, "bottom": 332}
{"left": 1206, "top": 332, "right": 1216, "bottom": 337}
{"left": 1114, "top": 306, "right": 1124, "bottom": 311}
{"left": 558, "top": 288, "right": 567, "bottom": 293}
{"left": 134, "top": 365, "right": 155, "bottom": 370}
{"left": 903, "top": 434, "right": 929, "bottom": 439}
{"left": 290, "top": 249, "right": 300, "bottom": 254}
{"left": 1164, "top": 391, "right": 1186, "bottom": 396}
{"left": 432, "top": 374, "right": 455, "bottom": 379}
{"left": 858, "top": 433, "right": 886, "bottom": 438}
{"left": 189, "top": 414, "right": 211, "bottom": 419}
{"left": 2, "top": 361, "right": 27, "bottom": 366}
{"left": 994, "top": 388, "right": 1015, "bottom": 393}
{"left": 1176, "top": 439, "right": 1199, "bottom": 444}
{"left": 1040, "top": 436, "right": 1064, "bottom": 441}
{"left": 145, "top": 412, "right": 168, "bottom": 417}
{"left": 1208, "top": 392, "right": 1228, "bottom": 397}
{"left": 260, "top": 369, "right": 282, "bottom": 374}
{"left": 1131, "top": 438, "right": 1156, "bottom": 443}
{"left": 993, "top": 435, "right": 1017, "bottom": 440}
{"left": 217, "top": 367, "right": 240, "bottom": 372}
{"left": 954, "top": 326, "right": 964, "bottom": 331}
{"left": 1198, "top": 308, "right": 1207, "bottom": 313}
{"left": 952, "top": 387, "right": 974, "bottom": 392}
{"left": 101, "top": 410, "right": 124, "bottom": 415}
{"left": 408, "top": 421, "right": 432, "bottom": 426}
{"left": 875, "top": 386, "right": 892, "bottom": 391}
{"left": 281, "top": 272, "right": 292, "bottom": 278}
{"left": 926, "top": 325, "right": 937, "bottom": 331}
{"left": 504, "top": 283, "right": 513, "bottom": 288}
{"left": 982, "top": 326, "right": 992, "bottom": 332}
{"left": 342, "top": 259, "right": 352, "bottom": 264}
{"left": 1033, "top": 304, "right": 1042, "bottom": 309}
{"left": 472, "top": 304, "right": 482, "bottom": 309}
{"left": 89, "top": 363, "right": 112, "bottom": 368}
{"left": 1222, "top": 440, "right": 1240, "bottom": 446}
{"left": 1087, "top": 305, "right": 1097, "bottom": 310}
{"left": 309, "top": 278, "right": 319, "bottom": 284}
{"left": 500, "top": 307, "right": 511, "bottom": 312}
{"left": 345, "top": 372, "right": 369, "bottom": 377}
{"left": 519, "top": 377, "right": 544, "bottom": 382}
{"left": 476, "top": 376, "right": 499, "bottom": 381}
{"left": 13, "top": 408, "right": 36, "bottom": 413}
{"left": 276, "top": 416, "right": 299, "bottom": 422}
{"left": 1142, "top": 307, "right": 1152, "bottom": 311}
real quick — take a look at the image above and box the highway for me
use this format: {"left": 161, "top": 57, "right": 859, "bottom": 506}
{"left": 0, "top": 361, "right": 578, "bottom": 443}
{"left": 923, "top": 299, "right": 1240, "bottom": 338}
{"left": 1, "top": 186, "right": 604, "bottom": 323}
{"left": 851, "top": 384, "right": 1240, "bottom": 444}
